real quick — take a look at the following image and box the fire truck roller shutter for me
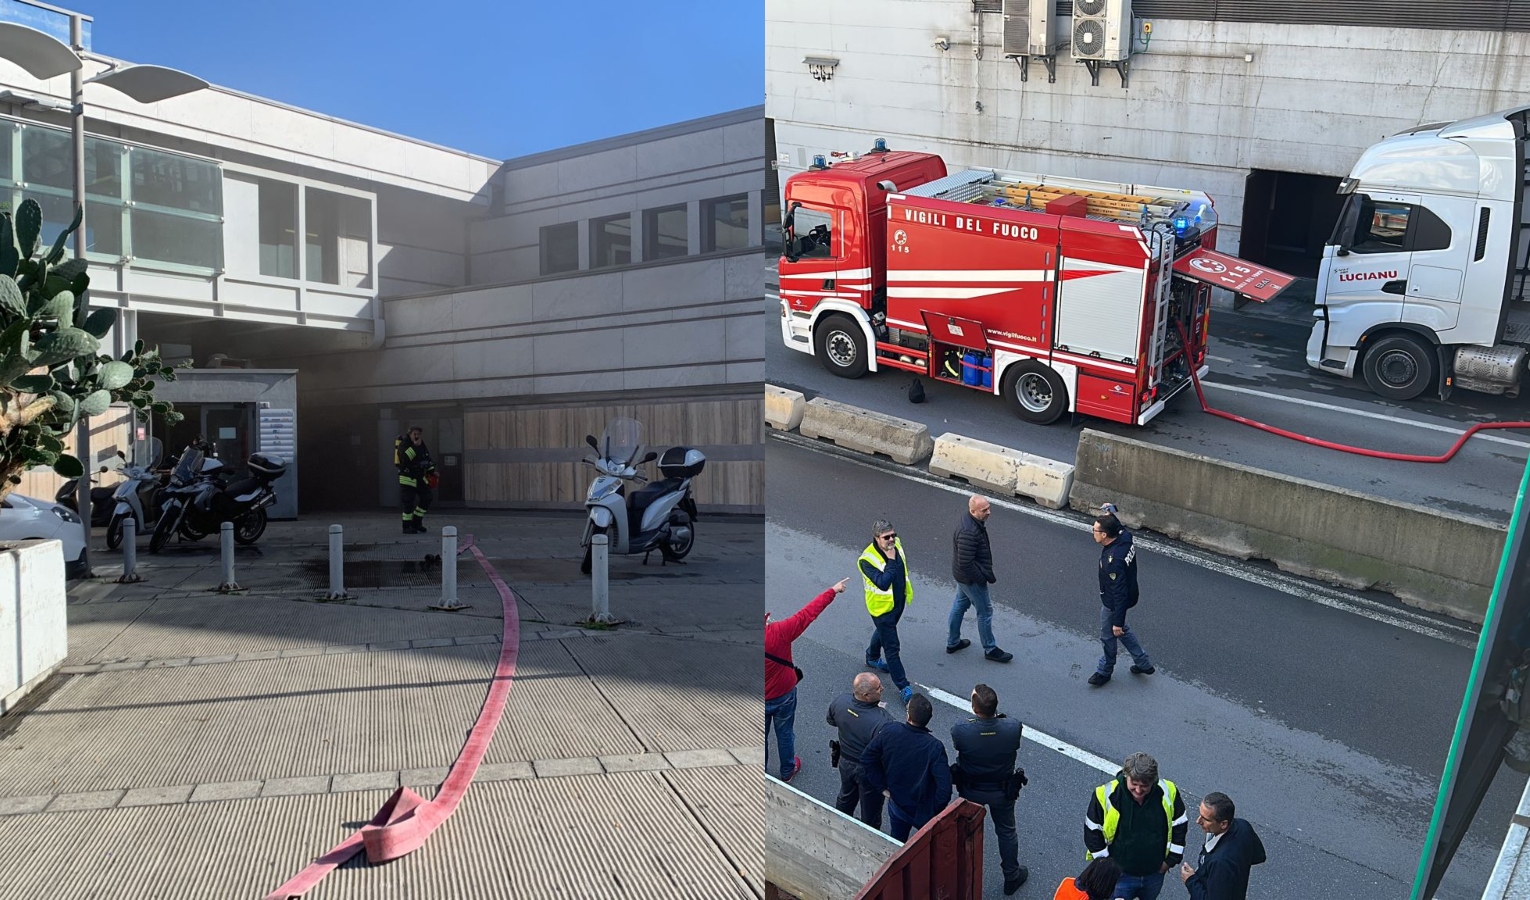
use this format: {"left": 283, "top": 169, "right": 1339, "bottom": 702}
{"left": 998, "top": 354, "right": 1072, "bottom": 425}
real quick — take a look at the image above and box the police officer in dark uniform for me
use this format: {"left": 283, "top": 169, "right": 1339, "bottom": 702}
{"left": 951, "top": 683, "right": 1029, "bottom": 895}
{"left": 827, "top": 672, "right": 895, "bottom": 829}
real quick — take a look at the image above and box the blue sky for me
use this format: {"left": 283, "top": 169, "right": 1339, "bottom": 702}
{"left": 59, "top": 0, "right": 763, "bottom": 160}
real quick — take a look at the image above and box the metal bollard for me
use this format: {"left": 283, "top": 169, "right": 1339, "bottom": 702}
{"left": 431, "top": 526, "right": 466, "bottom": 611}
{"left": 216, "top": 520, "right": 241, "bottom": 593}
{"left": 323, "top": 524, "right": 349, "bottom": 601}
{"left": 116, "top": 518, "right": 142, "bottom": 584}
{"left": 590, "top": 533, "right": 615, "bottom": 624}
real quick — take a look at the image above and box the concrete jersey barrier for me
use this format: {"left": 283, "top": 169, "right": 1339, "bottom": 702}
{"left": 1069, "top": 429, "right": 1505, "bottom": 623}
{"left": 764, "top": 384, "right": 806, "bottom": 431}
{"left": 928, "top": 432, "right": 1074, "bottom": 509}
{"left": 799, "top": 397, "right": 934, "bottom": 465}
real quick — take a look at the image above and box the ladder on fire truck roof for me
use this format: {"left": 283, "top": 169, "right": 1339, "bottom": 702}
{"left": 903, "top": 168, "right": 1193, "bottom": 225}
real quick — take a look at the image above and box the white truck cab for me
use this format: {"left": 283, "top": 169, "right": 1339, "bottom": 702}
{"left": 1309, "top": 106, "right": 1530, "bottom": 400}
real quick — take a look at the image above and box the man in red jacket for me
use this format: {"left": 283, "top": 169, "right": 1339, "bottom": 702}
{"left": 766, "top": 578, "right": 848, "bottom": 782}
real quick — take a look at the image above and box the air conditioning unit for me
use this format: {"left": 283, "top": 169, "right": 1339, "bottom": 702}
{"left": 1071, "top": 0, "right": 1133, "bottom": 62}
{"left": 1001, "top": 0, "right": 1054, "bottom": 57}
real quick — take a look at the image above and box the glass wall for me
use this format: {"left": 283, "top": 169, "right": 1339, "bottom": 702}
{"left": 591, "top": 213, "right": 631, "bottom": 269}
{"left": 258, "top": 179, "right": 298, "bottom": 279}
{"left": 540, "top": 222, "right": 579, "bottom": 275}
{"left": 0, "top": 119, "right": 222, "bottom": 270}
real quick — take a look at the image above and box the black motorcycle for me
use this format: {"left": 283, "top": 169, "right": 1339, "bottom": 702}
{"left": 149, "top": 447, "right": 285, "bottom": 553}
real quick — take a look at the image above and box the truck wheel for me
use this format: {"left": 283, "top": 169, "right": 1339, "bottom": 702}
{"left": 1003, "top": 361, "right": 1068, "bottom": 425}
{"left": 1362, "top": 333, "right": 1435, "bottom": 401}
{"left": 815, "top": 314, "right": 869, "bottom": 378}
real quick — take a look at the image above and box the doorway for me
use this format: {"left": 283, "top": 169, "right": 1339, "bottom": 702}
{"left": 1240, "top": 169, "right": 1346, "bottom": 278}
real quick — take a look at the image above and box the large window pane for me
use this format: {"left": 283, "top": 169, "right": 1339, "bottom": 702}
{"left": 304, "top": 188, "right": 371, "bottom": 287}
{"left": 20, "top": 128, "right": 121, "bottom": 198}
{"left": 131, "top": 208, "right": 218, "bottom": 268}
{"left": 643, "top": 205, "right": 688, "bottom": 260}
{"left": 540, "top": 222, "right": 578, "bottom": 275}
{"left": 18, "top": 191, "right": 120, "bottom": 257}
{"left": 22, "top": 127, "right": 69, "bottom": 192}
{"left": 130, "top": 147, "right": 219, "bottom": 213}
{"left": 591, "top": 213, "right": 630, "bottom": 269}
{"left": 259, "top": 179, "right": 297, "bottom": 279}
{"left": 703, "top": 194, "right": 750, "bottom": 252}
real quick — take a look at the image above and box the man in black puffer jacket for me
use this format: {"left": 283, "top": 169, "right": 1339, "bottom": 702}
{"left": 947, "top": 494, "right": 1013, "bottom": 663}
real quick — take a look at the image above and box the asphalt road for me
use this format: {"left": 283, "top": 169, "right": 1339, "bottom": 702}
{"left": 765, "top": 281, "right": 1530, "bottom": 522}
{"left": 765, "top": 437, "right": 1525, "bottom": 900}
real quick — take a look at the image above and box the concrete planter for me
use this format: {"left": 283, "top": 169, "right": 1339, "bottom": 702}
{"left": 0, "top": 539, "right": 68, "bottom": 716}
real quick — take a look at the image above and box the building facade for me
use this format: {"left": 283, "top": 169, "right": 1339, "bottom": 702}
{"left": 0, "top": 1, "right": 766, "bottom": 515}
{"left": 766, "top": 0, "right": 1530, "bottom": 278}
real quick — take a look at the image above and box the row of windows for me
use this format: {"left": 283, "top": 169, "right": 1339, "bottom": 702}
{"left": 539, "top": 193, "right": 755, "bottom": 277}
{"left": 246, "top": 175, "right": 372, "bottom": 287}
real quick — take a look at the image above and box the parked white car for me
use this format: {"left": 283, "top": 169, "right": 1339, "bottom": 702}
{"left": 0, "top": 492, "right": 87, "bottom": 578}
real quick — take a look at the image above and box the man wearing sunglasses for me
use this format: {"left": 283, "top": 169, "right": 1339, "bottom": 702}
{"left": 860, "top": 519, "right": 915, "bottom": 704}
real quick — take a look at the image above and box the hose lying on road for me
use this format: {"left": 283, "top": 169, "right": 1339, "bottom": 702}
{"left": 1177, "top": 320, "right": 1530, "bottom": 463}
{"left": 264, "top": 534, "right": 522, "bottom": 899}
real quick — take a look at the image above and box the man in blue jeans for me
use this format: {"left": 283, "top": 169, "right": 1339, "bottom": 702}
{"left": 860, "top": 520, "right": 914, "bottom": 704}
{"left": 947, "top": 494, "right": 1013, "bottom": 663}
{"left": 1084, "top": 752, "right": 1187, "bottom": 900}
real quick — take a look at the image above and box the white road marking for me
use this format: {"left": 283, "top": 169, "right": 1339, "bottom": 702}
{"left": 773, "top": 433, "right": 1480, "bottom": 647}
{"left": 1205, "top": 355, "right": 1234, "bottom": 363}
{"left": 1200, "top": 380, "right": 1530, "bottom": 452}
{"left": 925, "top": 686, "right": 1117, "bottom": 775}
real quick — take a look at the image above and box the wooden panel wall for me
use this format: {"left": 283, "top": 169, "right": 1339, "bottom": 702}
{"left": 14, "top": 406, "right": 135, "bottom": 503}
{"left": 464, "top": 394, "right": 763, "bottom": 512}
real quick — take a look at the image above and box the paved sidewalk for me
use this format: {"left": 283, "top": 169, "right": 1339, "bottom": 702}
{"left": 0, "top": 510, "right": 764, "bottom": 899}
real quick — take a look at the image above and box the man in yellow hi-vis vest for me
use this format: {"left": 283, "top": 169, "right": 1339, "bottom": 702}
{"left": 394, "top": 426, "right": 438, "bottom": 534}
{"left": 1083, "top": 752, "right": 1188, "bottom": 900}
{"left": 860, "top": 519, "right": 914, "bottom": 704}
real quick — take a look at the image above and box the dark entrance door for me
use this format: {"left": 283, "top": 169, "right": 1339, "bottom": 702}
{"left": 1240, "top": 169, "right": 1345, "bottom": 278}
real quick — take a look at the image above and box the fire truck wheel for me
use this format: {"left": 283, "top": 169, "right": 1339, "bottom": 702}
{"left": 1361, "top": 332, "right": 1435, "bottom": 401}
{"left": 815, "top": 314, "right": 868, "bottom": 378}
{"left": 1003, "top": 361, "right": 1068, "bottom": 425}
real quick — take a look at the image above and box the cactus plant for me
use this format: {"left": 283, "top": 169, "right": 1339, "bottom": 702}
{"left": 0, "top": 199, "right": 182, "bottom": 504}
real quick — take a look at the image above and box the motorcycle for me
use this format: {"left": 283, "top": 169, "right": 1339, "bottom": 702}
{"left": 105, "top": 438, "right": 168, "bottom": 550}
{"left": 56, "top": 453, "right": 126, "bottom": 527}
{"left": 579, "top": 417, "right": 703, "bottom": 575}
{"left": 149, "top": 446, "right": 285, "bottom": 553}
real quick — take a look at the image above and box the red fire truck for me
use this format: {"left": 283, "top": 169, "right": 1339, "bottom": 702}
{"left": 777, "top": 142, "right": 1295, "bottom": 425}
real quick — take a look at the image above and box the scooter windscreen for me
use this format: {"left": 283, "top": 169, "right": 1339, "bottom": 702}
{"left": 599, "top": 417, "right": 644, "bottom": 467}
{"left": 131, "top": 438, "right": 163, "bottom": 471}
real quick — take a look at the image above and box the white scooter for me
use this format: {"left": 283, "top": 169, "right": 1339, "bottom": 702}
{"left": 105, "top": 438, "right": 165, "bottom": 550}
{"left": 579, "top": 417, "right": 703, "bottom": 575}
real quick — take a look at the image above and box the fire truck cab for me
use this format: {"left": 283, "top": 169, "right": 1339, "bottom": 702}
{"left": 779, "top": 143, "right": 1294, "bottom": 426}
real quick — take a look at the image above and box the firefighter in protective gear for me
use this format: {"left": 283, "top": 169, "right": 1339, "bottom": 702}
{"left": 395, "top": 426, "right": 438, "bottom": 534}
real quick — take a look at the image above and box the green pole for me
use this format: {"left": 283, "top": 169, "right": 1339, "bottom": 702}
{"left": 1411, "top": 455, "right": 1530, "bottom": 899}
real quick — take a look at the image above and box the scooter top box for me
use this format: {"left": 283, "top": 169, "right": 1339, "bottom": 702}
{"left": 658, "top": 447, "right": 705, "bottom": 479}
{"left": 247, "top": 453, "right": 287, "bottom": 479}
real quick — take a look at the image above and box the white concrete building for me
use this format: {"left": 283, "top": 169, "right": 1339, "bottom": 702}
{"left": 766, "top": 0, "right": 1530, "bottom": 278}
{"left": 0, "top": 1, "right": 766, "bottom": 515}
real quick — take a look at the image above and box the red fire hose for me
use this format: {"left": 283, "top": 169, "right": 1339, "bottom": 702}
{"left": 1176, "top": 321, "right": 1530, "bottom": 463}
{"left": 264, "top": 534, "right": 522, "bottom": 899}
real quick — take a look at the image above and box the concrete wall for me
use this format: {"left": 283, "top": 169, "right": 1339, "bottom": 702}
{"left": 289, "top": 251, "right": 764, "bottom": 406}
{"left": 1069, "top": 429, "right": 1505, "bottom": 622}
{"left": 470, "top": 109, "right": 765, "bottom": 283}
{"left": 0, "top": 540, "right": 67, "bottom": 716}
{"left": 766, "top": 1, "right": 1530, "bottom": 253}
